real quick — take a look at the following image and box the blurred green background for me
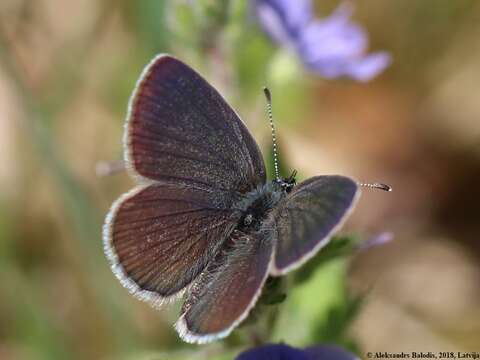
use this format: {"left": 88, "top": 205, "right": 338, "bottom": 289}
{"left": 1, "top": 0, "right": 480, "bottom": 359}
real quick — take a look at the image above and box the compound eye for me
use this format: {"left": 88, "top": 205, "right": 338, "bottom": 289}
{"left": 281, "top": 181, "right": 295, "bottom": 194}
{"left": 243, "top": 214, "right": 253, "bottom": 226}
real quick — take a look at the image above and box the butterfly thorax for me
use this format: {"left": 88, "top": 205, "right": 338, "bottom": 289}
{"left": 236, "top": 180, "right": 293, "bottom": 232}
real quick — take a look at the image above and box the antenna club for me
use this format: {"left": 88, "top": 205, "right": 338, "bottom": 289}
{"left": 359, "top": 182, "right": 392, "bottom": 192}
{"left": 263, "top": 87, "right": 272, "bottom": 102}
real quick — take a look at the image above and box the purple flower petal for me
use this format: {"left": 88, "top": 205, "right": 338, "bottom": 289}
{"left": 359, "top": 231, "right": 394, "bottom": 250}
{"left": 254, "top": 0, "right": 313, "bottom": 46}
{"left": 299, "top": 5, "right": 368, "bottom": 66}
{"left": 299, "top": 20, "right": 367, "bottom": 70}
{"left": 343, "top": 51, "right": 392, "bottom": 82}
{"left": 305, "top": 51, "right": 391, "bottom": 82}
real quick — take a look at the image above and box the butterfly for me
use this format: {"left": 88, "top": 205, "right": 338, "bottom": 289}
{"left": 103, "top": 54, "right": 383, "bottom": 344}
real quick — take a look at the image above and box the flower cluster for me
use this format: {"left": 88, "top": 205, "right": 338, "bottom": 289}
{"left": 254, "top": 0, "right": 391, "bottom": 81}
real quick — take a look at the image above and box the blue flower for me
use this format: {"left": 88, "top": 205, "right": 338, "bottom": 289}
{"left": 236, "top": 343, "right": 359, "bottom": 360}
{"left": 254, "top": 0, "right": 391, "bottom": 82}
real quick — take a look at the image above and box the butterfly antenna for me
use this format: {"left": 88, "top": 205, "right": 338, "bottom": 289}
{"left": 263, "top": 87, "right": 280, "bottom": 182}
{"left": 359, "top": 182, "right": 392, "bottom": 192}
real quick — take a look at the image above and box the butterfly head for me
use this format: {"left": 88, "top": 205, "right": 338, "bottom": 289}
{"left": 277, "top": 169, "right": 297, "bottom": 194}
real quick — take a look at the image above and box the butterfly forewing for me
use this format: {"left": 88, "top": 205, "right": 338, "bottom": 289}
{"left": 126, "top": 54, "right": 266, "bottom": 193}
{"left": 176, "top": 229, "right": 274, "bottom": 343}
{"left": 271, "top": 175, "right": 360, "bottom": 275}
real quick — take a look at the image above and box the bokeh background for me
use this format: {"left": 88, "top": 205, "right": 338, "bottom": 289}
{"left": 1, "top": 0, "right": 480, "bottom": 359}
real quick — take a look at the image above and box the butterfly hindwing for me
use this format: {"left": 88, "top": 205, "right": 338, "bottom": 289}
{"left": 103, "top": 181, "right": 242, "bottom": 306}
{"left": 176, "top": 229, "right": 274, "bottom": 343}
{"left": 271, "top": 175, "right": 360, "bottom": 275}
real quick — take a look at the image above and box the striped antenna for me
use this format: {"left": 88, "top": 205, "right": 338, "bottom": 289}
{"left": 263, "top": 87, "right": 280, "bottom": 182}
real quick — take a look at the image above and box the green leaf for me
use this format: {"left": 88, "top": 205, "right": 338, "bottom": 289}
{"left": 259, "top": 277, "right": 288, "bottom": 306}
{"left": 312, "top": 294, "right": 365, "bottom": 345}
{"left": 294, "top": 234, "right": 359, "bottom": 286}
{"left": 272, "top": 259, "right": 347, "bottom": 346}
